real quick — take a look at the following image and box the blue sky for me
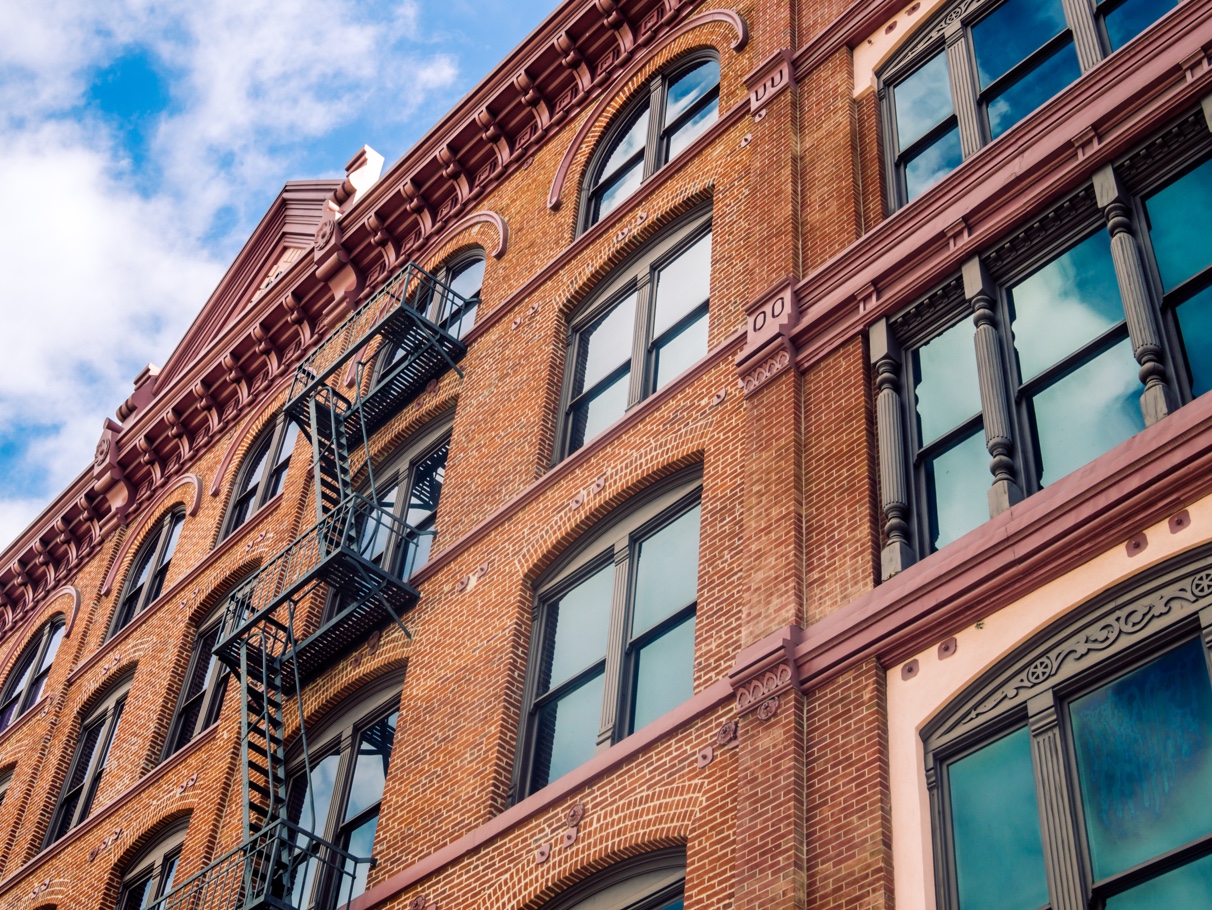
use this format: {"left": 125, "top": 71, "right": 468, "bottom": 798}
{"left": 0, "top": 0, "right": 560, "bottom": 549}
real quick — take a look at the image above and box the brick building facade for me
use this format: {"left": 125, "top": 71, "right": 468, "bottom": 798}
{"left": 1, "top": 0, "right": 1211, "bottom": 907}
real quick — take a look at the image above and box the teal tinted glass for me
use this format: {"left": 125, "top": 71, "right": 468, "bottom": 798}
{"left": 1009, "top": 231, "right": 1124, "bottom": 382}
{"left": 894, "top": 52, "right": 953, "bottom": 151}
{"left": 905, "top": 126, "right": 964, "bottom": 200}
{"left": 652, "top": 232, "right": 711, "bottom": 338}
{"left": 1176, "top": 285, "right": 1212, "bottom": 397}
{"left": 912, "top": 317, "right": 981, "bottom": 445}
{"left": 1102, "top": 0, "right": 1177, "bottom": 51}
{"left": 1029, "top": 336, "right": 1143, "bottom": 487}
{"left": 972, "top": 0, "right": 1068, "bottom": 89}
{"left": 543, "top": 563, "right": 613, "bottom": 691}
{"left": 1104, "top": 851, "right": 1212, "bottom": 909}
{"left": 1144, "top": 157, "right": 1212, "bottom": 292}
{"left": 632, "top": 504, "right": 700, "bottom": 635}
{"left": 1071, "top": 638, "right": 1212, "bottom": 881}
{"left": 339, "top": 815, "right": 378, "bottom": 902}
{"left": 578, "top": 293, "right": 637, "bottom": 392}
{"left": 344, "top": 711, "right": 397, "bottom": 822}
{"left": 631, "top": 615, "right": 696, "bottom": 731}
{"left": 985, "top": 40, "right": 1081, "bottom": 139}
{"left": 925, "top": 427, "right": 990, "bottom": 551}
{"left": 948, "top": 726, "right": 1049, "bottom": 910}
{"left": 534, "top": 671, "right": 605, "bottom": 787}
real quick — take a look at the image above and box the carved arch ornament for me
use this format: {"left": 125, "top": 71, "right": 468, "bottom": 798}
{"left": 99, "top": 476, "right": 201, "bottom": 597}
{"left": 548, "top": 9, "right": 749, "bottom": 210}
{"left": 927, "top": 545, "right": 1212, "bottom": 749}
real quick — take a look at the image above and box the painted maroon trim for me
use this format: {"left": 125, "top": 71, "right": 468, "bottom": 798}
{"left": 788, "top": 0, "right": 1212, "bottom": 373}
{"left": 0, "top": 723, "right": 222, "bottom": 895}
{"left": 416, "top": 211, "right": 509, "bottom": 263}
{"left": 547, "top": 8, "right": 749, "bottom": 210}
{"left": 99, "top": 475, "right": 202, "bottom": 597}
{"left": 791, "top": 388, "right": 1212, "bottom": 690}
{"left": 462, "top": 98, "right": 746, "bottom": 349}
{"left": 68, "top": 493, "right": 281, "bottom": 687}
{"left": 411, "top": 327, "right": 743, "bottom": 587}
{"left": 350, "top": 678, "right": 733, "bottom": 910}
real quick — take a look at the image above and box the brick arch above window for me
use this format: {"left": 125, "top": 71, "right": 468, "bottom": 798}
{"left": 547, "top": 8, "right": 748, "bottom": 212}
{"left": 99, "top": 476, "right": 200, "bottom": 598}
{"left": 106, "top": 508, "right": 186, "bottom": 639}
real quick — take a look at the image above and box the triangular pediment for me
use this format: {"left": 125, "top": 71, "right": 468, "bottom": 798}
{"left": 155, "top": 179, "right": 340, "bottom": 392}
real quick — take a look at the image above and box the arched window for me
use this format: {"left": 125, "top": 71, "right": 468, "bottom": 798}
{"left": 112, "top": 510, "right": 185, "bottom": 638}
{"left": 923, "top": 550, "right": 1212, "bottom": 910}
{"left": 430, "top": 250, "right": 485, "bottom": 340}
{"left": 223, "top": 414, "right": 299, "bottom": 538}
{"left": 513, "top": 471, "right": 701, "bottom": 800}
{"left": 581, "top": 55, "right": 719, "bottom": 231}
{"left": 46, "top": 675, "right": 130, "bottom": 845}
{"left": 117, "top": 822, "right": 188, "bottom": 910}
{"left": 543, "top": 847, "right": 686, "bottom": 910}
{"left": 558, "top": 208, "right": 711, "bottom": 460}
{"left": 0, "top": 617, "right": 65, "bottom": 733}
{"left": 285, "top": 682, "right": 400, "bottom": 909}
{"left": 163, "top": 606, "right": 230, "bottom": 759}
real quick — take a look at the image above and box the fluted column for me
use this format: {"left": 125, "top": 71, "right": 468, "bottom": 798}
{"left": 871, "top": 319, "right": 915, "bottom": 579}
{"left": 963, "top": 257, "right": 1023, "bottom": 517}
{"left": 1094, "top": 165, "right": 1177, "bottom": 426}
{"left": 1028, "top": 693, "right": 1088, "bottom": 910}
{"left": 945, "top": 22, "right": 984, "bottom": 157}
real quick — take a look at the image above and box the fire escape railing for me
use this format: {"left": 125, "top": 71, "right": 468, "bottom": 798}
{"left": 163, "top": 262, "right": 468, "bottom": 910}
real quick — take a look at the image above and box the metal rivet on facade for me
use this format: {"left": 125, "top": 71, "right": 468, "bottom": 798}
{"left": 696, "top": 746, "right": 715, "bottom": 768}
{"left": 616, "top": 227, "right": 630, "bottom": 242}
{"left": 1170, "top": 510, "right": 1191, "bottom": 534}
{"left": 477, "top": 561, "right": 491, "bottom": 578}
{"left": 570, "top": 492, "right": 585, "bottom": 510}
{"left": 456, "top": 576, "right": 469, "bottom": 592}
{"left": 409, "top": 896, "right": 427, "bottom": 910}
{"left": 511, "top": 317, "right": 522, "bottom": 330}
{"left": 425, "top": 379, "right": 439, "bottom": 394}
{"left": 712, "top": 389, "right": 727, "bottom": 406}
{"left": 753, "top": 109, "right": 767, "bottom": 123}
{"left": 591, "top": 475, "right": 606, "bottom": 495}
{"left": 528, "top": 301, "right": 540, "bottom": 316}
{"left": 901, "top": 659, "right": 920, "bottom": 681}
{"left": 562, "top": 827, "right": 578, "bottom": 848}
{"left": 535, "top": 843, "right": 551, "bottom": 864}
{"left": 938, "top": 637, "right": 957, "bottom": 660}
{"left": 1126, "top": 532, "right": 1148, "bottom": 557}
{"left": 907, "top": 2, "right": 921, "bottom": 13}
{"left": 740, "top": 134, "right": 752, "bottom": 148}
{"left": 885, "top": 19, "right": 897, "bottom": 33}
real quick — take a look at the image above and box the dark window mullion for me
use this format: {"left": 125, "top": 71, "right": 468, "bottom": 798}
{"left": 567, "top": 360, "right": 633, "bottom": 413}
{"left": 533, "top": 657, "right": 609, "bottom": 709}
{"left": 595, "top": 148, "right": 646, "bottom": 198}
{"left": 660, "top": 87, "right": 720, "bottom": 144}
{"left": 896, "top": 114, "right": 961, "bottom": 169}
{"left": 628, "top": 276, "right": 653, "bottom": 408}
{"left": 914, "top": 411, "right": 985, "bottom": 465}
{"left": 1016, "top": 321, "right": 1130, "bottom": 398}
{"left": 627, "top": 600, "right": 696, "bottom": 651}
{"left": 1091, "top": 832, "right": 1212, "bottom": 902}
{"left": 643, "top": 77, "right": 665, "bottom": 178}
{"left": 977, "top": 29, "right": 1075, "bottom": 104}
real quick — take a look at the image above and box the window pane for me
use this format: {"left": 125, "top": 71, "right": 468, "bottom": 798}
{"left": 1176, "top": 285, "right": 1212, "bottom": 398}
{"left": 1102, "top": 0, "right": 1177, "bottom": 51}
{"left": 532, "top": 672, "right": 605, "bottom": 789}
{"left": 1071, "top": 638, "right": 1212, "bottom": 881}
{"left": 894, "top": 52, "right": 953, "bottom": 151}
{"left": 1029, "top": 336, "right": 1143, "bottom": 486}
{"left": 1009, "top": 231, "right": 1124, "bottom": 382}
{"left": 632, "top": 505, "right": 700, "bottom": 635}
{"left": 293, "top": 751, "right": 341, "bottom": 833}
{"left": 600, "top": 104, "right": 649, "bottom": 183}
{"left": 39, "top": 623, "right": 64, "bottom": 676}
{"left": 972, "top": 0, "right": 1069, "bottom": 89}
{"left": 577, "top": 294, "right": 637, "bottom": 393}
{"left": 925, "top": 427, "right": 990, "bottom": 551}
{"left": 904, "top": 125, "right": 963, "bottom": 200}
{"left": 449, "top": 258, "right": 484, "bottom": 302}
{"left": 265, "top": 422, "right": 298, "bottom": 500}
{"left": 667, "top": 102, "right": 717, "bottom": 160}
{"left": 543, "top": 564, "right": 613, "bottom": 691}
{"left": 652, "top": 232, "right": 712, "bottom": 338}
{"left": 338, "top": 814, "right": 378, "bottom": 904}
{"left": 1104, "top": 851, "right": 1212, "bottom": 909}
{"left": 1144, "top": 157, "right": 1212, "bottom": 293}
{"left": 344, "top": 711, "right": 397, "bottom": 822}
{"left": 631, "top": 615, "right": 695, "bottom": 732}
{"left": 665, "top": 60, "right": 719, "bottom": 124}
{"left": 985, "top": 39, "right": 1081, "bottom": 140}
{"left": 404, "top": 443, "right": 447, "bottom": 529}
{"left": 912, "top": 318, "right": 981, "bottom": 445}
{"left": 568, "top": 370, "right": 629, "bottom": 453}
{"left": 161, "top": 514, "right": 183, "bottom": 564}
{"left": 240, "top": 438, "right": 272, "bottom": 499}
{"left": 948, "top": 726, "right": 1049, "bottom": 910}
{"left": 595, "top": 160, "right": 645, "bottom": 222}
{"left": 360, "top": 482, "right": 399, "bottom": 565}
{"left": 120, "top": 876, "right": 152, "bottom": 910}
{"left": 654, "top": 311, "right": 709, "bottom": 391}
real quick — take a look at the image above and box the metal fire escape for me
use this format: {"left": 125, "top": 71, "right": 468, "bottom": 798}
{"left": 161, "top": 264, "right": 468, "bottom": 910}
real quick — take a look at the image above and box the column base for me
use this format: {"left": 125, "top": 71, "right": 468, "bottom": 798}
{"left": 988, "top": 478, "right": 1024, "bottom": 518}
{"left": 881, "top": 540, "right": 916, "bottom": 580}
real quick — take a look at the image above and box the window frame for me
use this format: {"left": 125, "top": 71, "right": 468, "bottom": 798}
{"left": 46, "top": 676, "right": 130, "bottom": 846}
{"left": 162, "top": 608, "right": 231, "bottom": 760}
{"left": 221, "top": 412, "right": 299, "bottom": 539}
{"left": 111, "top": 510, "right": 185, "bottom": 639}
{"left": 578, "top": 52, "right": 720, "bottom": 233}
{"left": 541, "top": 846, "right": 687, "bottom": 910}
{"left": 923, "top": 547, "right": 1212, "bottom": 910}
{"left": 283, "top": 677, "right": 402, "bottom": 910}
{"left": 0, "top": 616, "right": 65, "bottom": 734}
{"left": 426, "top": 249, "right": 485, "bottom": 341}
{"left": 116, "top": 821, "right": 188, "bottom": 910}
{"left": 877, "top": 0, "right": 1177, "bottom": 209}
{"left": 512, "top": 470, "right": 702, "bottom": 802}
{"left": 555, "top": 207, "right": 713, "bottom": 462}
